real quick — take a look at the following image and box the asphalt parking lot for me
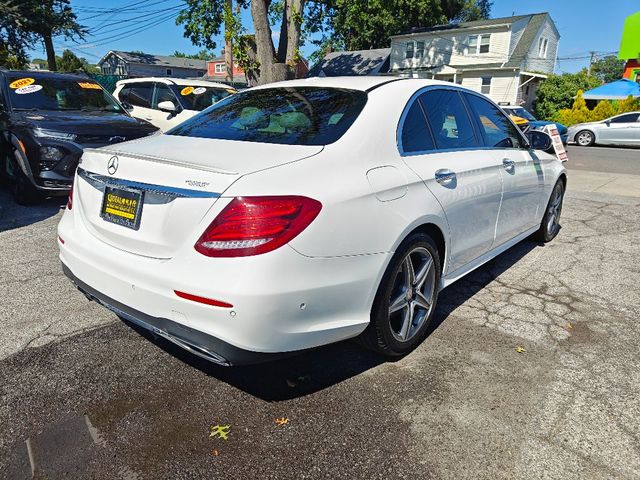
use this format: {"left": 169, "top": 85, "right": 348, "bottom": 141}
{"left": 1, "top": 146, "right": 640, "bottom": 479}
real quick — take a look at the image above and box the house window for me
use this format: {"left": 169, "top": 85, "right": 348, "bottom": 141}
{"left": 166, "top": 68, "right": 172, "bottom": 76}
{"left": 406, "top": 42, "right": 414, "bottom": 59}
{"left": 215, "top": 63, "right": 225, "bottom": 73}
{"left": 468, "top": 34, "right": 491, "bottom": 54}
{"left": 481, "top": 76, "right": 491, "bottom": 94}
{"left": 415, "top": 41, "right": 425, "bottom": 58}
{"left": 538, "top": 37, "right": 549, "bottom": 58}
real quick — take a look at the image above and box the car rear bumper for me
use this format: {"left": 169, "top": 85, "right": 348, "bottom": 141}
{"left": 58, "top": 207, "right": 388, "bottom": 364}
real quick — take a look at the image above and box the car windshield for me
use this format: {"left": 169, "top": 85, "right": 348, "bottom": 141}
{"left": 170, "top": 85, "right": 236, "bottom": 111}
{"left": 6, "top": 75, "right": 123, "bottom": 112}
{"left": 508, "top": 107, "right": 536, "bottom": 121}
{"left": 168, "top": 87, "right": 368, "bottom": 146}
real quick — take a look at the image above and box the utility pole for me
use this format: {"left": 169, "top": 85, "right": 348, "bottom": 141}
{"left": 224, "top": 0, "right": 234, "bottom": 83}
{"left": 587, "top": 51, "right": 597, "bottom": 76}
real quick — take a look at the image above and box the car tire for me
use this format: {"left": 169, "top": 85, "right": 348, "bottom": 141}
{"left": 575, "top": 130, "right": 594, "bottom": 147}
{"left": 535, "top": 180, "right": 565, "bottom": 243}
{"left": 360, "top": 232, "right": 441, "bottom": 357}
{"left": 11, "top": 163, "right": 41, "bottom": 206}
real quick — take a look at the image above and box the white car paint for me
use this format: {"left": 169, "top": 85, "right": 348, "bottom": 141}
{"left": 58, "top": 76, "right": 566, "bottom": 365}
{"left": 113, "top": 77, "right": 235, "bottom": 132}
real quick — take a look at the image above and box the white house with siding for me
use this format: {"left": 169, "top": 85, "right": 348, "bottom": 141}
{"left": 389, "top": 13, "right": 559, "bottom": 109}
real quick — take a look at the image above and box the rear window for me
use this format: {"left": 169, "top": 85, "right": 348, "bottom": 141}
{"left": 168, "top": 87, "right": 368, "bottom": 145}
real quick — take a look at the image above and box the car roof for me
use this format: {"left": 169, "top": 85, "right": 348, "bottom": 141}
{"left": 1, "top": 70, "right": 92, "bottom": 81}
{"left": 116, "top": 77, "right": 232, "bottom": 89}
{"left": 252, "top": 76, "right": 478, "bottom": 93}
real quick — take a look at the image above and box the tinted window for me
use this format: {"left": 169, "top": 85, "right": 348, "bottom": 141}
{"left": 170, "top": 85, "right": 234, "bottom": 111}
{"left": 465, "top": 93, "right": 524, "bottom": 149}
{"left": 400, "top": 100, "right": 434, "bottom": 153}
{"left": 168, "top": 87, "right": 367, "bottom": 146}
{"left": 153, "top": 83, "right": 177, "bottom": 109}
{"left": 610, "top": 113, "right": 639, "bottom": 123}
{"left": 6, "top": 75, "right": 122, "bottom": 112}
{"left": 419, "top": 90, "right": 479, "bottom": 150}
{"left": 121, "top": 82, "right": 152, "bottom": 108}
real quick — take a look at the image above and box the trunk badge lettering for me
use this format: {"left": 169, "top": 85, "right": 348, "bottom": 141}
{"left": 185, "top": 180, "right": 210, "bottom": 188}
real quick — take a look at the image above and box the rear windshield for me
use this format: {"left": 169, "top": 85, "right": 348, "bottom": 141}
{"left": 5, "top": 75, "right": 122, "bottom": 112}
{"left": 170, "top": 85, "right": 235, "bottom": 111}
{"left": 168, "top": 87, "right": 368, "bottom": 145}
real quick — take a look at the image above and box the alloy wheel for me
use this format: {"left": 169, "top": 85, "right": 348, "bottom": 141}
{"left": 388, "top": 247, "right": 436, "bottom": 342}
{"left": 546, "top": 184, "right": 564, "bottom": 235}
{"left": 577, "top": 131, "right": 593, "bottom": 146}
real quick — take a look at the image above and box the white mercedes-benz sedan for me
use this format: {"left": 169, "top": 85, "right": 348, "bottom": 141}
{"left": 58, "top": 76, "right": 566, "bottom": 366}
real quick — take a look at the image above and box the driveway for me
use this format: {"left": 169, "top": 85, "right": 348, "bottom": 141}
{"left": 1, "top": 152, "right": 639, "bottom": 479}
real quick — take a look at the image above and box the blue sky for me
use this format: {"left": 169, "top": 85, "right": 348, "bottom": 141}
{"left": 30, "top": 0, "right": 638, "bottom": 73}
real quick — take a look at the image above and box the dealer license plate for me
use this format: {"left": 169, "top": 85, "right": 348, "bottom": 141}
{"left": 100, "top": 185, "right": 144, "bottom": 230}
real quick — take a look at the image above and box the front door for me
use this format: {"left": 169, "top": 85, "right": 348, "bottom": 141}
{"left": 398, "top": 88, "right": 503, "bottom": 274}
{"left": 599, "top": 113, "right": 640, "bottom": 145}
{"left": 463, "top": 92, "right": 542, "bottom": 245}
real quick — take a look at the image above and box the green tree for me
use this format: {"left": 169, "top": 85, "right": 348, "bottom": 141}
{"left": 0, "top": 0, "right": 36, "bottom": 68}
{"left": 56, "top": 49, "right": 83, "bottom": 72}
{"left": 616, "top": 95, "right": 640, "bottom": 114}
{"left": 173, "top": 49, "right": 218, "bottom": 60}
{"left": 533, "top": 70, "right": 601, "bottom": 121}
{"left": 589, "top": 100, "right": 615, "bottom": 122}
{"left": 590, "top": 55, "right": 626, "bottom": 84}
{"left": 25, "top": 0, "right": 86, "bottom": 71}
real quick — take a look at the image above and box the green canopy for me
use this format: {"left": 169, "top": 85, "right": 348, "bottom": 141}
{"left": 619, "top": 12, "right": 640, "bottom": 60}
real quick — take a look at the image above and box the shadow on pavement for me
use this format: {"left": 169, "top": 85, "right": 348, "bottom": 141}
{"left": 126, "top": 238, "right": 541, "bottom": 402}
{"left": 0, "top": 186, "right": 66, "bottom": 232}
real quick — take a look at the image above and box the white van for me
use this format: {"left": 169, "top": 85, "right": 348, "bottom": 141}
{"left": 113, "top": 78, "right": 236, "bottom": 132}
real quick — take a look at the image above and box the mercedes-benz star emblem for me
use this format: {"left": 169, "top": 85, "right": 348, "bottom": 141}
{"left": 107, "top": 156, "right": 119, "bottom": 175}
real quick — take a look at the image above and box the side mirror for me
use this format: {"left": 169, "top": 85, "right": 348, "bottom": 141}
{"left": 526, "top": 130, "right": 553, "bottom": 151}
{"left": 605, "top": 120, "right": 611, "bottom": 126}
{"left": 157, "top": 100, "right": 177, "bottom": 113}
{"left": 121, "top": 101, "right": 134, "bottom": 112}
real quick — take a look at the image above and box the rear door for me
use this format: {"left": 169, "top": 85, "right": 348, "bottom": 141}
{"left": 399, "top": 87, "right": 503, "bottom": 273}
{"left": 118, "top": 82, "right": 155, "bottom": 125}
{"left": 463, "top": 92, "right": 542, "bottom": 245}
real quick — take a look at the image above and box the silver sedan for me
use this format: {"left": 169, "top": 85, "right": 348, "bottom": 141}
{"left": 568, "top": 111, "right": 640, "bottom": 147}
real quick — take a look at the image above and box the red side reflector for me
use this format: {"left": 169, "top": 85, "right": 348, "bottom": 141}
{"left": 58, "top": 236, "right": 65, "bottom": 244}
{"left": 174, "top": 290, "right": 233, "bottom": 309}
{"left": 67, "top": 180, "right": 74, "bottom": 210}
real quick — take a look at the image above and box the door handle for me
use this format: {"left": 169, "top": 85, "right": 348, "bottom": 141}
{"left": 502, "top": 158, "right": 515, "bottom": 171}
{"left": 435, "top": 169, "right": 456, "bottom": 185}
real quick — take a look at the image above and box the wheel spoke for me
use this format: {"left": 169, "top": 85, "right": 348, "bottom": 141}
{"left": 389, "top": 294, "right": 408, "bottom": 315}
{"left": 413, "top": 291, "right": 431, "bottom": 311}
{"left": 413, "top": 256, "right": 433, "bottom": 289}
{"left": 399, "top": 303, "right": 414, "bottom": 341}
{"left": 403, "top": 256, "right": 415, "bottom": 288}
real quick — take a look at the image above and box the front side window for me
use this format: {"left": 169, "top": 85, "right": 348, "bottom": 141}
{"left": 419, "top": 89, "right": 479, "bottom": 150}
{"left": 609, "top": 113, "right": 640, "bottom": 123}
{"left": 170, "top": 85, "right": 235, "bottom": 111}
{"left": 406, "top": 42, "right": 414, "bottom": 59}
{"left": 400, "top": 100, "right": 434, "bottom": 153}
{"left": 481, "top": 76, "right": 491, "bottom": 94}
{"left": 6, "top": 75, "right": 123, "bottom": 112}
{"left": 465, "top": 93, "right": 524, "bottom": 149}
{"left": 168, "top": 87, "right": 368, "bottom": 146}
{"left": 153, "top": 83, "right": 177, "bottom": 109}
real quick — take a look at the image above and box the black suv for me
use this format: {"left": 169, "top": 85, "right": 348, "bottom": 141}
{"left": 0, "top": 70, "right": 159, "bottom": 204}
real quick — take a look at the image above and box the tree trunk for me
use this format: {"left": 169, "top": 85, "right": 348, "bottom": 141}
{"left": 224, "top": 0, "right": 233, "bottom": 82}
{"left": 43, "top": 33, "right": 56, "bottom": 71}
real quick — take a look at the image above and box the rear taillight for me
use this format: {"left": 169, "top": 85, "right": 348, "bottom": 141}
{"left": 67, "top": 180, "right": 74, "bottom": 210}
{"left": 195, "top": 196, "right": 322, "bottom": 257}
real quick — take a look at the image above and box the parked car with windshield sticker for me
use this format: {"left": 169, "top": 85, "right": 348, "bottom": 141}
{"left": 113, "top": 78, "right": 236, "bottom": 132}
{"left": 0, "top": 70, "right": 158, "bottom": 205}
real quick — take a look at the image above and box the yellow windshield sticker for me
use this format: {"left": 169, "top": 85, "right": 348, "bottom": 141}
{"left": 9, "top": 78, "right": 35, "bottom": 89}
{"left": 78, "top": 82, "right": 102, "bottom": 90}
{"left": 225, "top": 89, "right": 237, "bottom": 94}
{"left": 181, "top": 86, "right": 194, "bottom": 96}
